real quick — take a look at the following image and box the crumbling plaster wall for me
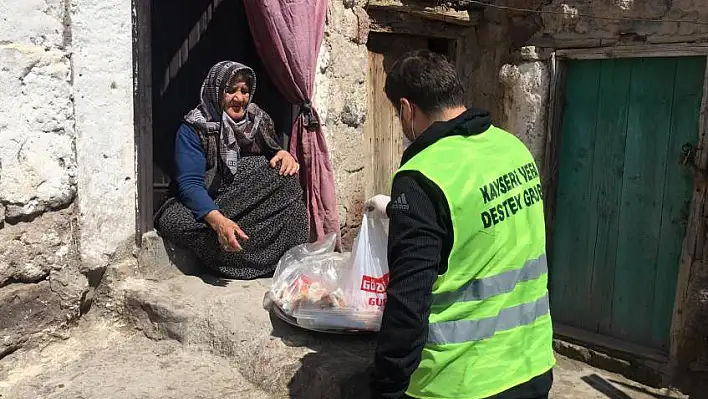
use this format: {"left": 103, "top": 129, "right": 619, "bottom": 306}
{"left": 72, "top": 0, "right": 136, "bottom": 270}
{"left": 0, "top": 0, "right": 86, "bottom": 358}
{"left": 0, "top": 0, "right": 135, "bottom": 357}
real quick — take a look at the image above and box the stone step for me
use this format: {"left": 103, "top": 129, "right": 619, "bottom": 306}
{"left": 137, "top": 231, "right": 202, "bottom": 280}
{"left": 117, "top": 273, "right": 376, "bottom": 398}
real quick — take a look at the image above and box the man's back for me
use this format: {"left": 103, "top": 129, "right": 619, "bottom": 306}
{"left": 395, "top": 124, "right": 554, "bottom": 399}
{"left": 369, "top": 50, "right": 553, "bottom": 399}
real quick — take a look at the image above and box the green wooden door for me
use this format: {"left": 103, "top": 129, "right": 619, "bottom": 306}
{"left": 550, "top": 56, "right": 706, "bottom": 351}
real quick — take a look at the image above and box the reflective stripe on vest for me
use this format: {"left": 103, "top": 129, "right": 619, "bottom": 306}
{"left": 428, "top": 293, "right": 550, "bottom": 345}
{"left": 431, "top": 254, "right": 548, "bottom": 306}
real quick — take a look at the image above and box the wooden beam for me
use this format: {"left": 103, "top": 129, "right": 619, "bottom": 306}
{"left": 528, "top": 35, "right": 708, "bottom": 49}
{"left": 132, "top": 0, "right": 154, "bottom": 244}
{"left": 669, "top": 55, "right": 708, "bottom": 380}
{"left": 368, "top": 9, "right": 465, "bottom": 39}
{"left": 526, "top": 36, "right": 611, "bottom": 49}
{"left": 542, "top": 53, "right": 566, "bottom": 261}
{"left": 555, "top": 324, "right": 669, "bottom": 364}
{"left": 556, "top": 44, "right": 708, "bottom": 60}
{"left": 367, "top": 0, "right": 478, "bottom": 26}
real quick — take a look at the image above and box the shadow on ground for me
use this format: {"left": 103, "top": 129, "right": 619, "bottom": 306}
{"left": 268, "top": 311, "right": 377, "bottom": 398}
{"left": 582, "top": 374, "right": 677, "bottom": 399}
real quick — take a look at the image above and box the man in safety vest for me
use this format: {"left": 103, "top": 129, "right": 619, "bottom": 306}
{"left": 367, "top": 50, "right": 555, "bottom": 399}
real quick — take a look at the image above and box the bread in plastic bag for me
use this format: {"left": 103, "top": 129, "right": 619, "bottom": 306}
{"left": 270, "top": 233, "right": 349, "bottom": 314}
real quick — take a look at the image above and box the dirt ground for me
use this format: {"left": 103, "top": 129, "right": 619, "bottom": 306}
{"left": 0, "top": 316, "right": 686, "bottom": 399}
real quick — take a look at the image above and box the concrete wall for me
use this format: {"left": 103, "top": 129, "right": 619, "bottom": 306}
{"left": 0, "top": 0, "right": 135, "bottom": 356}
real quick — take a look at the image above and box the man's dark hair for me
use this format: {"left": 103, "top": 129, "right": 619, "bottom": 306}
{"left": 384, "top": 50, "right": 465, "bottom": 115}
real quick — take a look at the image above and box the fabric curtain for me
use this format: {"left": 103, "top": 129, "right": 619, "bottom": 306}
{"left": 244, "top": 0, "right": 341, "bottom": 249}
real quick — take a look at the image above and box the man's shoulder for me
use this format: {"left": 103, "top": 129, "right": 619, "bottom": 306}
{"left": 391, "top": 171, "right": 447, "bottom": 213}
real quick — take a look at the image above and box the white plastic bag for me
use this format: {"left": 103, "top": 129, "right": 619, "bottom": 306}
{"left": 269, "top": 211, "right": 390, "bottom": 332}
{"left": 343, "top": 212, "right": 389, "bottom": 312}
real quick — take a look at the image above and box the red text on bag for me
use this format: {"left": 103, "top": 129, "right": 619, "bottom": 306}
{"left": 360, "top": 273, "right": 390, "bottom": 294}
{"left": 368, "top": 297, "right": 387, "bottom": 306}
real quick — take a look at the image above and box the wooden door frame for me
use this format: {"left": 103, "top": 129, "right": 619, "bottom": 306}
{"left": 543, "top": 43, "right": 708, "bottom": 375}
{"left": 132, "top": 0, "right": 153, "bottom": 245}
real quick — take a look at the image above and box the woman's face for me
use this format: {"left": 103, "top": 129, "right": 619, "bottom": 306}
{"left": 222, "top": 80, "right": 250, "bottom": 120}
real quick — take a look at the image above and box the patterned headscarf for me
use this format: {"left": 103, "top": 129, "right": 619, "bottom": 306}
{"left": 184, "top": 61, "right": 266, "bottom": 176}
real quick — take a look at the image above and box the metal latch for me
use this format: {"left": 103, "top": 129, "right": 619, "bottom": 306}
{"left": 682, "top": 143, "right": 695, "bottom": 166}
{"left": 681, "top": 143, "right": 708, "bottom": 181}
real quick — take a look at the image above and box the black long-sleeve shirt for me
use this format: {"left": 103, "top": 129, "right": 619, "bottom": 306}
{"left": 369, "top": 109, "right": 553, "bottom": 399}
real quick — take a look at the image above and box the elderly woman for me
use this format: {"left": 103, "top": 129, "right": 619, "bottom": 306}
{"left": 156, "top": 61, "right": 309, "bottom": 279}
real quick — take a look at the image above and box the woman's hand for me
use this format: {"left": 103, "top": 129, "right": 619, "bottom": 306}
{"left": 204, "top": 210, "right": 249, "bottom": 252}
{"left": 270, "top": 150, "right": 300, "bottom": 176}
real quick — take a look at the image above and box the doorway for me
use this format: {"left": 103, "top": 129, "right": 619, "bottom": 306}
{"left": 364, "top": 33, "right": 457, "bottom": 197}
{"left": 550, "top": 56, "right": 707, "bottom": 352}
{"left": 141, "top": 0, "right": 293, "bottom": 222}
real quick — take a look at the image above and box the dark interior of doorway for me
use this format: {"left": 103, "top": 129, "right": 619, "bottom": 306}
{"left": 150, "top": 0, "right": 293, "bottom": 213}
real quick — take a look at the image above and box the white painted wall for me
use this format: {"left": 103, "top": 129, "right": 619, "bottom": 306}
{"left": 72, "top": 0, "right": 136, "bottom": 269}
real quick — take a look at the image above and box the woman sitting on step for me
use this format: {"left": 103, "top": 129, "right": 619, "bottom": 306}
{"left": 155, "top": 61, "right": 309, "bottom": 280}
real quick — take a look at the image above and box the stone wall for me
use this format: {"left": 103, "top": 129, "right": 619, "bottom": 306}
{"left": 316, "top": 0, "right": 370, "bottom": 249}
{"left": 0, "top": 0, "right": 86, "bottom": 358}
{"left": 316, "top": 1, "right": 550, "bottom": 249}
{"left": 0, "top": 0, "right": 135, "bottom": 357}
{"left": 535, "top": 0, "right": 708, "bottom": 45}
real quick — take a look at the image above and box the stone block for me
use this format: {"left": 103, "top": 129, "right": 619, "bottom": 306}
{"left": 138, "top": 231, "right": 201, "bottom": 280}
{"left": 120, "top": 275, "right": 375, "bottom": 398}
{"left": 1, "top": 281, "right": 61, "bottom": 357}
{"left": 0, "top": 44, "right": 76, "bottom": 217}
{"left": 0, "top": 208, "right": 76, "bottom": 286}
{"left": 0, "top": 282, "right": 55, "bottom": 355}
{"left": 0, "top": 0, "right": 67, "bottom": 48}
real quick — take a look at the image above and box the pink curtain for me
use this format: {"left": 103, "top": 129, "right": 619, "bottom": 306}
{"left": 244, "top": 0, "right": 341, "bottom": 249}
